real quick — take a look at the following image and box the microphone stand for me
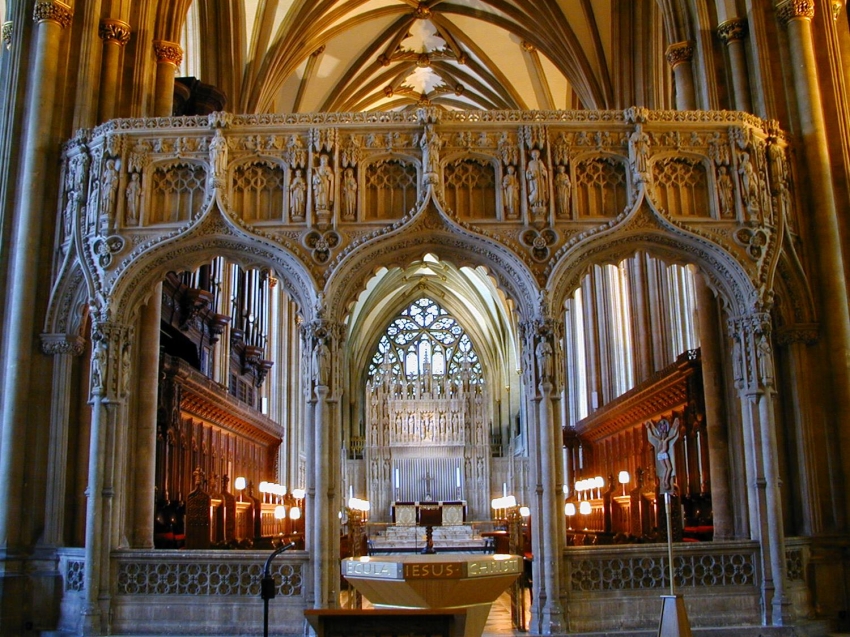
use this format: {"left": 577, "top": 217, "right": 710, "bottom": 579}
{"left": 261, "top": 541, "right": 296, "bottom": 637}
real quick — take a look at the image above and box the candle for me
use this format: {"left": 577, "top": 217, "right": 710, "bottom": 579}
{"left": 395, "top": 469, "right": 399, "bottom": 489}
{"left": 349, "top": 485, "right": 353, "bottom": 500}
{"left": 503, "top": 482, "right": 507, "bottom": 497}
{"left": 456, "top": 467, "right": 461, "bottom": 487}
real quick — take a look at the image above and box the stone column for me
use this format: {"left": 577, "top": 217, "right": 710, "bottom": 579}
{"left": 152, "top": 40, "right": 181, "bottom": 117}
{"left": 525, "top": 311, "right": 565, "bottom": 635}
{"left": 131, "top": 286, "right": 162, "bottom": 548}
{"left": 729, "top": 312, "right": 791, "bottom": 625}
{"left": 776, "top": 0, "right": 850, "bottom": 528}
{"left": 81, "top": 321, "right": 132, "bottom": 635}
{"left": 717, "top": 18, "right": 753, "bottom": 112}
{"left": 665, "top": 41, "right": 697, "bottom": 110}
{"left": 694, "top": 275, "right": 734, "bottom": 539}
{"left": 39, "top": 335, "right": 86, "bottom": 546}
{"left": 97, "top": 19, "right": 131, "bottom": 122}
{"left": 0, "top": 0, "right": 73, "bottom": 551}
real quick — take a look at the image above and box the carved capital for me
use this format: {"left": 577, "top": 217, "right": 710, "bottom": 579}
{"left": 33, "top": 1, "right": 73, "bottom": 29}
{"left": 2, "top": 21, "right": 12, "bottom": 50}
{"left": 665, "top": 41, "right": 695, "bottom": 68}
{"left": 717, "top": 19, "right": 748, "bottom": 44}
{"left": 40, "top": 333, "right": 86, "bottom": 356}
{"left": 99, "top": 19, "right": 131, "bottom": 46}
{"left": 153, "top": 39, "right": 183, "bottom": 66}
{"left": 776, "top": 0, "right": 816, "bottom": 25}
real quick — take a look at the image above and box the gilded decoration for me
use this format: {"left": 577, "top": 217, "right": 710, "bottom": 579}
{"left": 33, "top": 1, "right": 73, "bottom": 29}
{"left": 153, "top": 39, "right": 183, "bottom": 66}
{"left": 776, "top": 0, "right": 816, "bottom": 23}
{"left": 665, "top": 41, "right": 695, "bottom": 68}
{"left": 99, "top": 19, "right": 132, "bottom": 46}
{"left": 717, "top": 19, "right": 748, "bottom": 45}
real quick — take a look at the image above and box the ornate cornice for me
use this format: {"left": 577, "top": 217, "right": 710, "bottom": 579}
{"left": 153, "top": 40, "right": 183, "bottom": 66}
{"left": 33, "top": 1, "right": 73, "bottom": 29}
{"left": 776, "top": 0, "right": 816, "bottom": 25}
{"left": 717, "top": 19, "right": 748, "bottom": 45}
{"left": 2, "top": 22, "right": 12, "bottom": 50}
{"left": 99, "top": 19, "right": 131, "bottom": 46}
{"left": 665, "top": 41, "right": 695, "bottom": 68}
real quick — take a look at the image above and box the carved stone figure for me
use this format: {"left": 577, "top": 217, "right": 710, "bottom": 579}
{"left": 314, "top": 337, "right": 331, "bottom": 386}
{"left": 525, "top": 148, "right": 549, "bottom": 209}
{"left": 312, "top": 154, "right": 334, "bottom": 210}
{"left": 502, "top": 165, "right": 519, "bottom": 218}
{"left": 420, "top": 124, "right": 442, "bottom": 176}
{"left": 629, "top": 127, "right": 650, "bottom": 182}
{"left": 717, "top": 166, "right": 735, "bottom": 219}
{"left": 289, "top": 169, "right": 306, "bottom": 220}
{"left": 645, "top": 417, "right": 680, "bottom": 494}
{"left": 738, "top": 150, "right": 759, "bottom": 214}
{"left": 343, "top": 167, "right": 357, "bottom": 220}
{"left": 536, "top": 338, "right": 553, "bottom": 383}
{"left": 210, "top": 129, "right": 228, "bottom": 178}
{"left": 125, "top": 171, "right": 141, "bottom": 225}
{"left": 91, "top": 346, "right": 106, "bottom": 392}
{"left": 555, "top": 164, "right": 571, "bottom": 217}
{"left": 101, "top": 158, "right": 120, "bottom": 227}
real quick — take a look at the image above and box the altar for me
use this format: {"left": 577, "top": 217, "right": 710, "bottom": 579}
{"left": 392, "top": 501, "right": 466, "bottom": 526}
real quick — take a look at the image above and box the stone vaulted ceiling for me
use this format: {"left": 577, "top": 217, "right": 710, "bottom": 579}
{"left": 206, "top": 0, "right": 616, "bottom": 114}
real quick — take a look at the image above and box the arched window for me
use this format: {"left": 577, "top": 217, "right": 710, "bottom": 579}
{"left": 368, "top": 297, "right": 482, "bottom": 385}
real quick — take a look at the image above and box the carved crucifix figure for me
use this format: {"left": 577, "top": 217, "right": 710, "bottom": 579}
{"left": 422, "top": 471, "right": 434, "bottom": 501}
{"left": 645, "top": 417, "right": 680, "bottom": 494}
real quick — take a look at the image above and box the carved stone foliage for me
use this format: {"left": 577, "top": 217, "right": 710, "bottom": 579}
{"left": 444, "top": 158, "right": 497, "bottom": 220}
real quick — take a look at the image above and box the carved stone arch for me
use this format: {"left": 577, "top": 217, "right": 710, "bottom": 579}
{"left": 361, "top": 151, "right": 420, "bottom": 222}
{"left": 106, "top": 212, "right": 319, "bottom": 327}
{"left": 649, "top": 150, "right": 712, "bottom": 218}
{"left": 441, "top": 150, "right": 499, "bottom": 221}
{"left": 548, "top": 198, "right": 755, "bottom": 317}
{"left": 772, "top": 242, "right": 818, "bottom": 333}
{"left": 324, "top": 192, "right": 539, "bottom": 327}
{"left": 43, "top": 253, "right": 90, "bottom": 342}
{"left": 570, "top": 150, "right": 629, "bottom": 218}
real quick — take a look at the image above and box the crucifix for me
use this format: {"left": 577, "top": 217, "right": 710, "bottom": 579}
{"left": 422, "top": 471, "right": 434, "bottom": 501}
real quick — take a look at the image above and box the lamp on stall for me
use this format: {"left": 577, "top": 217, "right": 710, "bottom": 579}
{"left": 618, "top": 470, "right": 630, "bottom": 496}
{"left": 234, "top": 476, "right": 247, "bottom": 502}
{"left": 274, "top": 505, "right": 286, "bottom": 520}
{"left": 520, "top": 506, "right": 530, "bottom": 518}
{"left": 579, "top": 500, "right": 592, "bottom": 515}
{"left": 289, "top": 506, "right": 301, "bottom": 520}
{"left": 565, "top": 501, "right": 576, "bottom": 529}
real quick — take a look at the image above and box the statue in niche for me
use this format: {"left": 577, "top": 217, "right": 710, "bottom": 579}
{"left": 289, "top": 169, "right": 306, "bottom": 220}
{"left": 717, "top": 166, "right": 735, "bottom": 219}
{"left": 312, "top": 154, "right": 334, "bottom": 210}
{"left": 502, "top": 165, "right": 519, "bottom": 219}
{"left": 629, "top": 127, "right": 650, "bottom": 183}
{"left": 536, "top": 337, "right": 553, "bottom": 383}
{"left": 525, "top": 148, "right": 549, "bottom": 209}
{"left": 101, "top": 158, "right": 120, "bottom": 227}
{"left": 125, "top": 171, "right": 141, "bottom": 225}
{"left": 737, "top": 150, "right": 759, "bottom": 217}
{"left": 209, "top": 129, "right": 228, "bottom": 179}
{"left": 342, "top": 167, "right": 357, "bottom": 220}
{"left": 419, "top": 124, "right": 442, "bottom": 177}
{"left": 91, "top": 346, "right": 106, "bottom": 392}
{"left": 645, "top": 417, "right": 680, "bottom": 494}
{"left": 555, "top": 164, "right": 571, "bottom": 217}
{"left": 313, "top": 337, "right": 331, "bottom": 387}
